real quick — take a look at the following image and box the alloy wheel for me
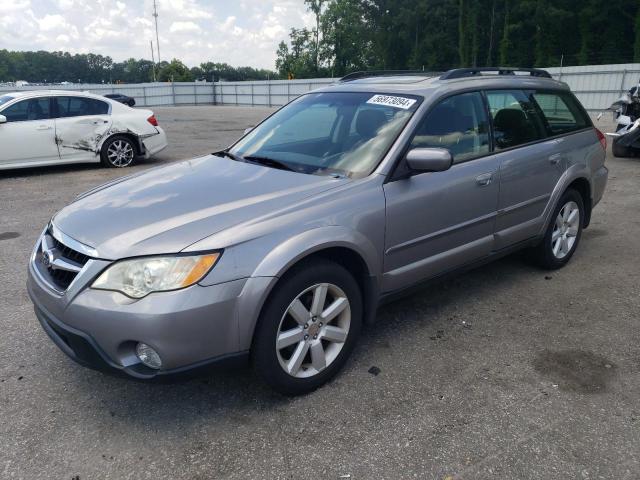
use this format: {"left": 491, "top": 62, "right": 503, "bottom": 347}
{"left": 551, "top": 200, "right": 580, "bottom": 259}
{"left": 107, "top": 139, "right": 134, "bottom": 167}
{"left": 275, "top": 283, "right": 351, "bottom": 378}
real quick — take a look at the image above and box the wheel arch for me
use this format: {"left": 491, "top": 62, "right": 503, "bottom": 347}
{"left": 566, "top": 177, "right": 592, "bottom": 228}
{"left": 99, "top": 131, "right": 144, "bottom": 157}
{"left": 237, "top": 229, "right": 382, "bottom": 350}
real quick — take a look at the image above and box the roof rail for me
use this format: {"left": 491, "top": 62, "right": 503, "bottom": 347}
{"left": 340, "top": 70, "right": 443, "bottom": 82}
{"left": 439, "top": 67, "right": 553, "bottom": 80}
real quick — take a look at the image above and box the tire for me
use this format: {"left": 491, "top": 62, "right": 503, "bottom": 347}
{"left": 251, "top": 259, "right": 362, "bottom": 396}
{"left": 128, "top": 100, "right": 136, "bottom": 107}
{"left": 529, "top": 189, "right": 584, "bottom": 270}
{"left": 101, "top": 135, "right": 137, "bottom": 168}
{"left": 612, "top": 137, "right": 632, "bottom": 158}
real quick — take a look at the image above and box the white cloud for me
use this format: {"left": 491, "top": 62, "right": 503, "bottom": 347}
{"left": 169, "top": 21, "right": 201, "bottom": 34}
{"left": 0, "top": 0, "right": 315, "bottom": 70}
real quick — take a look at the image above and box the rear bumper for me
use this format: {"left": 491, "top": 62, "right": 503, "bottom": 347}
{"left": 141, "top": 127, "right": 168, "bottom": 158}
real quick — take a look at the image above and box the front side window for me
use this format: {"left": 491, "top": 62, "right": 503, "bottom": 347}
{"left": 410, "top": 91, "right": 490, "bottom": 163}
{"left": 55, "top": 97, "right": 109, "bottom": 118}
{"left": 533, "top": 91, "right": 590, "bottom": 135}
{"left": 1, "top": 97, "right": 51, "bottom": 122}
{"left": 486, "top": 90, "right": 547, "bottom": 150}
{"left": 229, "top": 92, "right": 422, "bottom": 178}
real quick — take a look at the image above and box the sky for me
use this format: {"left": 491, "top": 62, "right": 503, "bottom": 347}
{"left": 0, "top": 0, "right": 314, "bottom": 70}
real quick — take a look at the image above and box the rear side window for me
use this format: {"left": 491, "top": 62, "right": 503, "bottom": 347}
{"left": 486, "top": 90, "right": 547, "bottom": 150}
{"left": 410, "top": 91, "right": 490, "bottom": 163}
{"left": 1, "top": 97, "right": 51, "bottom": 122}
{"left": 533, "top": 91, "right": 590, "bottom": 135}
{"left": 55, "top": 97, "right": 109, "bottom": 118}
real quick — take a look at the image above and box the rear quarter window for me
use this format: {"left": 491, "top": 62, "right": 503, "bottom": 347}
{"left": 533, "top": 91, "right": 591, "bottom": 135}
{"left": 485, "top": 90, "right": 548, "bottom": 150}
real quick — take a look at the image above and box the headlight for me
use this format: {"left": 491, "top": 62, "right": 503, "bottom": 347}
{"left": 92, "top": 253, "right": 220, "bottom": 298}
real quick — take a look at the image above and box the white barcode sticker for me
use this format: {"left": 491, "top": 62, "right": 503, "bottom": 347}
{"left": 366, "top": 94, "right": 417, "bottom": 110}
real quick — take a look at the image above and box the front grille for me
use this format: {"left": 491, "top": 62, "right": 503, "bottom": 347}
{"left": 51, "top": 235, "right": 90, "bottom": 265}
{"left": 37, "top": 229, "right": 92, "bottom": 291}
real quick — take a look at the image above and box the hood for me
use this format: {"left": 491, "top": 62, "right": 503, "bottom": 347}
{"left": 53, "top": 155, "right": 347, "bottom": 259}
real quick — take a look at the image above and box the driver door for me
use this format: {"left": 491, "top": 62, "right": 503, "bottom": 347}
{"left": 382, "top": 91, "right": 500, "bottom": 292}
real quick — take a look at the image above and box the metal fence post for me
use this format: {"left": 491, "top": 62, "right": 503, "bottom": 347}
{"left": 212, "top": 82, "right": 216, "bottom": 105}
{"left": 268, "top": 81, "right": 271, "bottom": 107}
{"left": 235, "top": 84, "right": 238, "bottom": 106}
{"left": 287, "top": 82, "right": 290, "bottom": 103}
{"left": 171, "top": 82, "right": 176, "bottom": 106}
{"left": 251, "top": 83, "right": 254, "bottom": 106}
{"left": 194, "top": 83, "right": 197, "bottom": 105}
{"left": 620, "top": 69, "right": 628, "bottom": 96}
{"left": 143, "top": 86, "right": 147, "bottom": 107}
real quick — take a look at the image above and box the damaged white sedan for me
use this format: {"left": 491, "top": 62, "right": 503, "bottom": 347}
{"left": 0, "top": 90, "right": 167, "bottom": 170}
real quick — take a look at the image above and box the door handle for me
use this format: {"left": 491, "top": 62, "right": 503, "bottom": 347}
{"left": 92, "top": 120, "right": 108, "bottom": 125}
{"left": 549, "top": 153, "right": 562, "bottom": 165}
{"left": 36, "top": 125, "right": 52, "bottom": 130}
{"left": 475, "top": 172, "right": 493, "bottom": 186}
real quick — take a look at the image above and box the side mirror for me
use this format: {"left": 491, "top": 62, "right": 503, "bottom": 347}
{"left": 405, "top": 148, "right": 452, "bottom": 173}
{"left": 243, "top": 127, "right": 253, "bottom": 135}
{"left": 0, "top": 115, "right": 6, "bottom": 124}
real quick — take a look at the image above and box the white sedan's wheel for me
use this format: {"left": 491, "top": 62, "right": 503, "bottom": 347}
{"left": 101, "top": 136, "right": 136, "bottom": 168}
{"left": 276, "top": 283, "right": 351, "bottom": 378}
{"left": 107, "top": 139, "right": 135, "bottom": 167}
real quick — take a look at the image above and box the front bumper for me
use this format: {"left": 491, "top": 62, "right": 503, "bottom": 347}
{"left": 28, "top": 259, "right": 249, "bottom": 379}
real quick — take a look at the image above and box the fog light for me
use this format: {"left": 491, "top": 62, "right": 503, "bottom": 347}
{"left": 135, "top": 342, "right": 162, "bottom": 369}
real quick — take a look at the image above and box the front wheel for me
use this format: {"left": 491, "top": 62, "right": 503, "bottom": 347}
{"left": 251, "top": 259, "right": 362, "bottom": 396}
{"left": 101, "top": 135, "right": 137, "bottom": 168}
{"left": 529, "top": 189, "right": 584, "bottom": 269}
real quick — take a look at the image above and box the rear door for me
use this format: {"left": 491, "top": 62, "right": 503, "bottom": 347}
{"left": 382, "top": 91, "right": 499, "bottom": 292}
{"left": 0, "top": 97, "right": 58, "bottom": 167}
{"left": 486, "top": 90, "right": 560, "bottom": 249}
{"left": 53, "top": 96, "right": 112, "bottom": 163}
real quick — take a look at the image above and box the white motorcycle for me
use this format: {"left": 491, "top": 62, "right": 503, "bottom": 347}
{"left": 600, "top": 83, "right": 640, "bottom": 157}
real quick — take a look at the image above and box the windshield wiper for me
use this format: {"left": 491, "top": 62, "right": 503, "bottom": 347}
{"left": 213, "top": 150, "right": 245, "bottom": 162}
{"left": 243, "top": 156, "right": 296, "bottom": 172}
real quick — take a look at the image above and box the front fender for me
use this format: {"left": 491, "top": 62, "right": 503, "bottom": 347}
{"left": 251, "top": 226, "right": 381, "bottom": 280}
{"left": 234, "top": 226, "right": 382, "bottom": 350}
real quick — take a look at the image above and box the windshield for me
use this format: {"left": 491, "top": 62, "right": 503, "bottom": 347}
{"left": 0, "top": 95, "right": 15, "bottom": 108}
{"left": 229, "top": 91, "right": 422, "bottom": 178}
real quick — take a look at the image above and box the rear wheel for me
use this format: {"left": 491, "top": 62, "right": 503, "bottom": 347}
{"left": 101, "top": 135, "right": 136, "bottom": 168}
{"left": 529, "top": 189, "right": 584, "bottom": 269}
{"left": 612, "top": 137, "right": 632, "bottom": 158}
{"left": 251, "top": 259, "right": 362, "bottom": 396}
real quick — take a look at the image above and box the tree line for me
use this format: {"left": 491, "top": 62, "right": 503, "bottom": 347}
{"left": 276, "top": 0, "right": 640, "bottom": 78}
{"left": 0, "top": 50, "right": 276, "bottom": 84}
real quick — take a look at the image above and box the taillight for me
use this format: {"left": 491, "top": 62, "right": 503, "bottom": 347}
{"left": 595, "top": 128, "right": 606, "bottom": 151}
{"left": 147, "top": 114, "right": 158, "bottom": 127}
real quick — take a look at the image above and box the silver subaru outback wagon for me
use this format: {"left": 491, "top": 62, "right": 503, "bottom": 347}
{"left": 28, "top": 68, "right": 608, "bottom": 395}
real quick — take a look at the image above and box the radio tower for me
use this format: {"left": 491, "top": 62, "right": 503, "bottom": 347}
{"left": 153, "top": 0, "right": 161, "bottom": 64}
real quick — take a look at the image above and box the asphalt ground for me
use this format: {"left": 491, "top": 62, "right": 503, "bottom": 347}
{"left": 0, "top": 107, "right": 638, "bottom": 479}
